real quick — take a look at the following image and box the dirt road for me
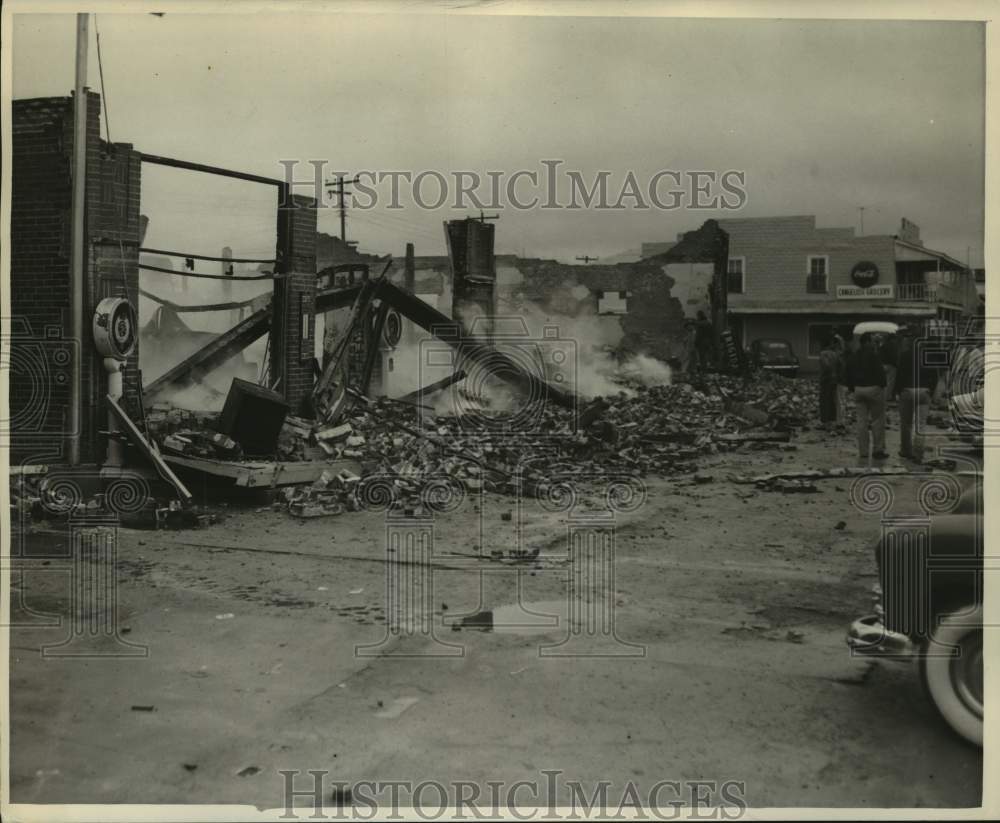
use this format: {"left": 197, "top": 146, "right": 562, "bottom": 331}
{"left": 8, "top": 424, "right": 983, "bottom": 810}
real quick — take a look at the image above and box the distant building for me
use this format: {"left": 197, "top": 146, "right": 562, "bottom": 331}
{"left": 646, "top": 215, "right": 979, "bottom": 373}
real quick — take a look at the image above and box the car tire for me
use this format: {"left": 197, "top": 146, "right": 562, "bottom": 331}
{"left": 918, "top": 603, "right": 983, "bottom": 746}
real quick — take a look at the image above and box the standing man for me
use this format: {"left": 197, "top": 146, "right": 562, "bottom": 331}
{"left": 846, "top": 333, "right": 889, "bottom": 461}
{"left": 880, "top": 330, "right": 900, "bottom": 401}
{"left": 818, "top": 334, "right": 839, "bottom": 428}
{"left": 683, "top": 318, "right": 698, "bottom": 374}
{"left": 832, "top": 333, "right": 848, "bottom": 424}
{"left": 694, "top": 310, "right": 714, "bottom": 373}
{"left": 896, "top": 325, "right": 938, "bottom": 462}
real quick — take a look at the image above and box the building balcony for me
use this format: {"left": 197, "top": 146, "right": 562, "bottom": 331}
{"left": 896, "top": 280, "right": 966, "bottom": 305}
{"left": 896, "top": 282, "right": 934, "bottom": 301}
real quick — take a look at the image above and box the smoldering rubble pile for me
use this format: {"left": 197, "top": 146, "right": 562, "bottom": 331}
{"left": 8, "top": 373, "right": 821, "bottom": 525}
{"left": 274, "top": 372, "right": 821, "bottom": 517}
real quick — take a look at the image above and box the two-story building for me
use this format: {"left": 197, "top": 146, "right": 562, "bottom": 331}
{"left": 645, "top": 215, "right": 979, "bottom": 373}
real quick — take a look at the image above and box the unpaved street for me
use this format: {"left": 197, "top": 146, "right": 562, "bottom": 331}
{"left": 9, "top": 426, "right": 983, "bottom": 809}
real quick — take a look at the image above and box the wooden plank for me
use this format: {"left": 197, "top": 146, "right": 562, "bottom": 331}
{"left": 314, "top": 282, "right": 365, "bottom": 313}
{"left": 398, "top": 369, "right": 466, "bottom": 402}
{"left": 163, "top": 454, "right": 361, "bottom": 488}
{"left": 143, "top": 306, "right": 271, "bottom": 400}
{"left": 107, "top": 395, "right": 193, "bottom": 501}
{"left": 715, "top": 431, "right": 791, "bottom": 443}
{"left": 312, "top": 278, "right": 381, "bottom": 412}
{"left": 360, "top": 300, "right": 390, "bottom": 394}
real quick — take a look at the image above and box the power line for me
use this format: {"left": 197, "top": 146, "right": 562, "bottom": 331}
{"left": 350, "top": 208, "right": 437, "bottom": 234}
{"left": 94, "top": 15, "right": 112, "bottom": 143}
{"left": 348, "top": 212, "right": 442, "bottom": 245}
{"left": 348, "top": 205, "right": 445, "bottom": 237}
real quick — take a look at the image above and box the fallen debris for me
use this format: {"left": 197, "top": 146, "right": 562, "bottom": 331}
{"left": 757, "top": 478, "right": 820, "bottom": 493}
{"left": 219, "top": 378, "right": 289, "bottom": 455}
{"left": 733, "top": 466, "right": 913, "bottom": 484}
{"left": 139, "top": 369, "right": 837, "bottom": 523}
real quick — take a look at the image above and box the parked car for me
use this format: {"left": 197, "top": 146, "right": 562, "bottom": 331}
{"left": 847, "top": 475, "right": 983, "bottom": 745}
{"left": 747, "top": 338, "right": 799, "bottom": 377}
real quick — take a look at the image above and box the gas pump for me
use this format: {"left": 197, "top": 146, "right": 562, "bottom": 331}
{"left": 92, "top": 297, "right": 137, "bottom": 468}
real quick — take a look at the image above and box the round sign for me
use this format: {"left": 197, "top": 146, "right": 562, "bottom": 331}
{"left": 851, "top": 261, "right": 880, "bottom": 289}
{"left": 383, "top": 310, "right": 402, "bottom": 347}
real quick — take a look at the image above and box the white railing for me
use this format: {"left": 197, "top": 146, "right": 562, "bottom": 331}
{"left": 896, "top": 283, "right": 936, "bottom": 301}
{"left": 896, "top": 280, "right": 970, "bottom": 306}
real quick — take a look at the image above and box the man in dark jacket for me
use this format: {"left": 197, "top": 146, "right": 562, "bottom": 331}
{"left": 846, "top": 333, "right": 888, "bottom": 461}
{"left": 694, "top": 311, "right": 714, "bottom": 372}
{"left": 880, "top": 332, "right": 900, "bottom": 400}
{"left": 818, "top": 334, "right": 839, "bottom": 427}
{"left": 895, "top": 325, "right": 939, "bottom": 461}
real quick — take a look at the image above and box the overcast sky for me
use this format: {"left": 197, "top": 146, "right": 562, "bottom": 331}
{"left": 12, "top": 11, "right": 985, "bottom": 266}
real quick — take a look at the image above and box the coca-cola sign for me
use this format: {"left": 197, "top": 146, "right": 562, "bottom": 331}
{"left": 851, "top": 261, "right": 880, "bottom": 289}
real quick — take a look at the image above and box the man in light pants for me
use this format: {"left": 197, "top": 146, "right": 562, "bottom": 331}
{"left": 895, "top": 325, "right": 938, "bottom": 462}
{"left": 846, "top": 333, "right": 888, "bottom": 461}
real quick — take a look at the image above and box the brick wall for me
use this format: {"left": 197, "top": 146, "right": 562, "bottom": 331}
{"left": 9, "top": 97, "right": 73, "bottom": 462}
{"left": 270, "top": 272, "right": 317, "bottom": 411}
{"left": 270, "top": 195, "right": 317, "bottom": 411}
{"left": 10, "top": 92, "right": 141, "bottom": 464}
{"left": 719, "top": 216, "right": 897, "bottom": 305}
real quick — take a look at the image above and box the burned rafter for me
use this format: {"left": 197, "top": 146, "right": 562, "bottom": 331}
{"left": 141, "top": 281, "right": 365, "bottom": 402}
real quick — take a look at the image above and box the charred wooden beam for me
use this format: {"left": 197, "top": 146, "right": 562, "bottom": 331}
{"left": 373, "top": 278, "right": 576, "bottom": 409}
{"left": 141, "top": 283, "right": 364, "bottom": 400}
{"left": 398, "top": 369, "right": 467, "bottom": 403}
{"left": 142, "top": 306, "right": 271, "bottom": 401}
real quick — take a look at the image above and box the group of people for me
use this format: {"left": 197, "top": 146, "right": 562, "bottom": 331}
{"left": 818, "top": 326, "right": 939, "bottom": 463}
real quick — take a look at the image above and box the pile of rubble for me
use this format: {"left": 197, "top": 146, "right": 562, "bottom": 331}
{"left": 131, "top": 371, "right": 824, "bottom": 520}
{"left": 269, "top": 372, "right": 824, "bottom": 516}
{"left": 145, "top": 404, "right": 243, "bottom": 460}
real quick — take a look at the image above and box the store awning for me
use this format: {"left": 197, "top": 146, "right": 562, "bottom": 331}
{"left": 728, "top": 301, "right": 935, "bottom": 317}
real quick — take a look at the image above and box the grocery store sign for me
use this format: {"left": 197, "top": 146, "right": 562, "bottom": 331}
{"left": 837, "top": 284, "right": 895, "bottom": 299}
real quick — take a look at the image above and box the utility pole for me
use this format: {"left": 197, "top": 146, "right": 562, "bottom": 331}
{"left": 68, "top": 12, "right": 89, "bottom": 465}
{"left": 575, "top": 255, "right": 599, "bottom": 264}
{"left": 858, "top": 206, "right": 865, "bottom": 235}
{"left": 404, "top": 242, "right": 415, "bottom": 293}
{"left": 327, "top": 175, "right": 361, "bottom": 243}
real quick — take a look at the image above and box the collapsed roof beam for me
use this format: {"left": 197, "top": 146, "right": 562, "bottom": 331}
{"left": 141, "top": 283, "right": 364, "bottom": 401}
{"left": 373, "top": 278, "right": 576, "bottom": 409}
